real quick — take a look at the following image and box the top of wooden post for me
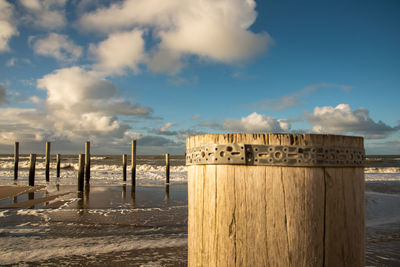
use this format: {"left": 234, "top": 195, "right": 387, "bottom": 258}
{"left": 186, "top": 134, "right": 364, "bottom": 167}
{"left": 187, "top": 133, "right": 363, "bottom": 149}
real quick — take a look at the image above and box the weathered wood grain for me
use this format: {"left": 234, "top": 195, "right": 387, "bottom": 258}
{"left": 187, "top": 133, "right": 364, "bottom": 267}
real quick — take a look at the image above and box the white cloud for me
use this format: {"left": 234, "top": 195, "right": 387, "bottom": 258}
{"left": 32, "top": 33, "right": 83, "bottom": 63}
{"left": 222, "top": 112, "right": 290, "bottom": 132}
{"left": 0, "top": 0, "right": 18, "bottom": 52}
{"left": 6, "top": 57, "right": 16, "bottom": 66}
{"left": 0, "top": 66, "right": 154, "bottom": 144}
{"left": 146, "top": 49, "right": 183, "bottom": 75}
{"left": 0, "top": 108, "right": 51, "bottom": 144}
{"left": 160, "top": 122, "right": 175, "bottom": 132}
{"left": 18, "top": 0, "right": 67, "bottom": 29}
{"left": 89, "top": 29, "right": 146, "bottom": 75}
{"left": 6, "top": 57, "right": 31, "bottom": 67}
{"left": 305, "top": 104, "right": 400, "bottom": 139}
{"left": 79, "top": 0, "right": 271, "bottom": 74}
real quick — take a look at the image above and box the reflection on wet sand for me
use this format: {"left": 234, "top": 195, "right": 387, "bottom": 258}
{"left": 77, "top": 191, "right": 84, "bottom": 216}
{"left": 84, "top": 184, "right": 90, "bottom": 205}
{"left": 0, "top": 183, "right": 189, "bottom": 265}
{"left": 28, "top": 192, "right": 34, "bottom": 209}
{"left": 165, "top": 184, "right": 170, "bottom": 203}
{"left": 122, "top": 184, "right": 126, "bottom": 200}
{"left": 130, "top": 186, "right": 135, "bottom": 207}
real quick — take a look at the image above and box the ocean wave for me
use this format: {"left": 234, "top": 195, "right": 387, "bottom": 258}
{"left": 1, "top": 164, "right": 399, "bottom": 184}
{"left": 365, "top": 167, "right": 400, "bottom": 173}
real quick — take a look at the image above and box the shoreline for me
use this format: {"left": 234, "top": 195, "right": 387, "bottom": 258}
{"left": 0, "top": 181, "right": 399, "bottom": 265}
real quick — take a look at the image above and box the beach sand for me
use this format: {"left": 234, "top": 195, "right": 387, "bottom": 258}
{"left": 0, "top": 181, "right": 399, "bottom": 266}
{"left": 365, "top": 181, "right": 400, "bottom": 266}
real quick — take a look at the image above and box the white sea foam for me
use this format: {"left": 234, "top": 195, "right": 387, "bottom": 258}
{"left": 366, "top": 167, "right": 400, "bottom": 174}
{"left": 1, "top": 160, "right": 400, "bottom": 184}
{"left": 0, "top": 210, "right": 8, "bottom": 217}
{"left": 365, "top": 173, "right": 400, "bottom": 181}
{"left": 0, "top": 163, "right": 188, "bottom": 186}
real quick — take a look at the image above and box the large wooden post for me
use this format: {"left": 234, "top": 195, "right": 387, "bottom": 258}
{"left": 85, "top": 141, "right": 90, "bottom": 184}
{"left": 131, "top": 140, "right": 136, "bottom": 187}
{"left": 28, "top": 154, "right": 36, "bottom": 186}
{"left": 14, "top": 142, "right": 19, "bottom": 180}
{"left": 78, "top": 154, "right": 85, "bottom": 192}
{"left": 122, "top": 154, "right": 127, "bottom": 182}
{"left": 45, "top": 142, "right": 51, "bottom": 182}
{"left": 186, "top": 133, "right": 365, "bottom": 267}
{"left": 56, "top": 154, "right": 61, "bottom": 178}
{"left": 165, "top": 153, "right": 170, "bottom": 184}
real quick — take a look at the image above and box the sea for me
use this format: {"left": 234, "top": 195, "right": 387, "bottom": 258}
{"left": 0, "top": 154, "right": 399, "bottom": 266}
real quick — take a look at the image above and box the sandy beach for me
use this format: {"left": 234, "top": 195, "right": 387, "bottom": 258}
{"left": 0, "top": 180, "right": 399, "bottom": 266}
{"left": 365, "top": 181, "right": 400, "bottom": 266}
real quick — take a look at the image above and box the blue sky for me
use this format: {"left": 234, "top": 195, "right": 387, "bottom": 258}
{"left": 0, "top": 0, "right": 399, "bottom": 155}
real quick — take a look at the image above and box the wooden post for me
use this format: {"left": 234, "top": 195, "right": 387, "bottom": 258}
{"left": 131, "top": 140, "right": 136, "bottom": 187}
{"left": 14, "top": 142, "right": 19, "bottom": 180}
{"left": 56, "top": 154, "right": 61, "bottom": 178}
{"left": 122, "top": 154, "right": 127, "bottom": 182}
{"left": 85, "top": 141, "right": 90, "bottom": 184}
{"left": 45, "top": 142, "right": 51, "bottom": 182}
{"left": 78, "top": 154, "right": 85, "bottom": 192}
{"left": 28, "top": 154, "right": 36, "bottom": 186}
{"left": 165, "top": 153, "right": 170, "bottom": 184}
{"left": 187, "top": 133, "right": 365, "bottom": 267}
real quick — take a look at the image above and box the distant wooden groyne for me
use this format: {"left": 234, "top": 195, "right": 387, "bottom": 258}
{"left": 11, "top": 140, "right": 171, "bottom": 190}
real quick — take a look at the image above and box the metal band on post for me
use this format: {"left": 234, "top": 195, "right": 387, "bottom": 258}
{"left": 186, "top": 143, "right": 365, "bottom": 167}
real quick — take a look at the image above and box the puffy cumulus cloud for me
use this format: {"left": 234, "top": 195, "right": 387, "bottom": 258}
{"left": 0, "top": 0, "right": 18, "bottom": 52}
{"left": 18, "top": 0, "right": 66, "bottom": 29}
{"left": 89, "top": 29, "right": 146, "bottom": 75}
{"left": 0, "top": 84, "right": 9, "bottom": 106}
{"left": 305, "top": 104, "right": 400, "bottom": 139}
{"left": 79, "top": 0, "right": 271, "bottom": 74}
{"left": 37, "top": 66, "right": 152, "bottom": 121}
{"left": 32, "top": 33, "right": 83, "bottom": 63}
{"left": 0, "top": 108, "right": 58, "bottom": 150}
{"left": 0, "top": 67, "right": 153, "bottom": 145}
{"left": 222, "top": 112, "right": 291, "bottom": 133}
{"left": 37, "top": 67, "right": 117, "bottom": 109}
{"left": 0, "top": 66, "right": 157, "bottom": 151}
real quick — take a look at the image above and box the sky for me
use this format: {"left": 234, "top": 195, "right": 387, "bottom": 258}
{"left": 0, "top": 0, "right": 399, "bottom": 155}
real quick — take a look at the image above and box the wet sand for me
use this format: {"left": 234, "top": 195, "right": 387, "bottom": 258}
{"left": 0, "top": 183, "right": 188, "bottom": 266}
{"left": 0, "top": 185, "right": 45, "bottom": 201}
{"left": 0, "top": 181, "right": 399, "bottom": 266}
{"left": 365, "top": 181, "right": 400, "bottom": 266}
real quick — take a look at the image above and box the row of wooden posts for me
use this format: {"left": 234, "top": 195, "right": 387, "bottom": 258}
{"left": 12, "top": 140, "right": 171, "bottom": 191}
